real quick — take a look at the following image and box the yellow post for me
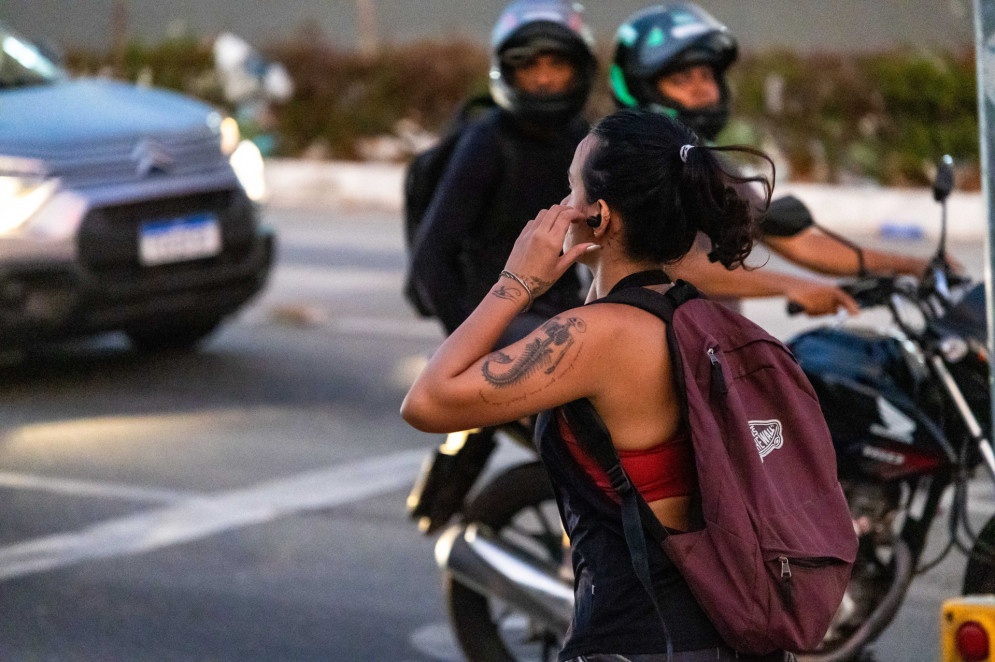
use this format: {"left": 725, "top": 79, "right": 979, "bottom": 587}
{"left": 942, "top": 595, "right": 995, "bottom": 661}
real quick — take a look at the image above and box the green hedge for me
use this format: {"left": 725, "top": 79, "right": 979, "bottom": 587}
{"left": 65, "top": 39, "right": 979, "bottom": 187}
{"left": 729, "top": 49, "right": 978, "bottom": 187}
{"left": 266, "top": 40, "right": 489, "bottom": 158}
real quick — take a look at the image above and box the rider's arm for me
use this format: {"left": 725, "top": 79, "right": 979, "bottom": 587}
{"left": 667, "top": 239, "right": 859, "bottom": 316}
{"left": 410, "top": 125, "right": 502, "bottom": 333}
{"left": 764, "top": 227, "right": 930, "bottom": 277}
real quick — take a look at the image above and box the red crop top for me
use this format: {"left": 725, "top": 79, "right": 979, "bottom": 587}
{"left": 557, "top": 409, "right": 697, "bottom": 502}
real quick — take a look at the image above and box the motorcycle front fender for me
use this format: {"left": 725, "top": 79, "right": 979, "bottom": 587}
{"left": 406, "top": 428, "right": 497, "bottom": 534}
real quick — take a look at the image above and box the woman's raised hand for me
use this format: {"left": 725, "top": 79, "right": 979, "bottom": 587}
{"left": 503, "top": 205, "right": 600, "bottom": 298}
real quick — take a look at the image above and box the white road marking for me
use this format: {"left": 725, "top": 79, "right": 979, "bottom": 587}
{"left": 409, "top": 621, "right": 461, "bottom": 661}
{"left": 0, "top": 448, "right": 426, "bottom": 581}
{"left": 330, "top": 316, "right": 441, "bottom": 340}
{"left": 0, "top": 471, "right": 197, "bottom": 504}
{"left": 270, "top": 265, "right": 403, "bottom": 293}
{"left": 244, "top": 307, "right": 442, "bottom": 340}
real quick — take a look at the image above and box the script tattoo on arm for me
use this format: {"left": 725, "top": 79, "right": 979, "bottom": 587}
{"left": 491, "top": 284, "right": 522, "bottom": 302}
{"left": 481, "top": 316, "right": 587, "bottom": 388}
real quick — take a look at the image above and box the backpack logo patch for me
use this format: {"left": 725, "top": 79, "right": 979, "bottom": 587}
{"left": 749, "top": 419, "right": 783, "bottom": 461}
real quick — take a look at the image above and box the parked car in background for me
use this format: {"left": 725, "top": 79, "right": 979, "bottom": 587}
{"left": 0, "top": 21, "right": 273, "bottom": 351}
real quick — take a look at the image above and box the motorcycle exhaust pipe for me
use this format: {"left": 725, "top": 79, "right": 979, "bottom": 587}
{"left": 435, "top": 523, "right": 574, "bottom": 632}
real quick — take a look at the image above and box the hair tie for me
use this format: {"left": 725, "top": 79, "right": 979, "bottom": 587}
{"left": 680, "top": 144, "right": 695, "bottom": 163}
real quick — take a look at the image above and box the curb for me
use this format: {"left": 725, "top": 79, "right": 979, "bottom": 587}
{"left": 263, "top": 159, "right": 988, "bottom": 240}
{"left": 264, "top": 158, "right": 405, "bottom": 212}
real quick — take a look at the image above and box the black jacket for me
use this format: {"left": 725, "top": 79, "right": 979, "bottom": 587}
{"left": 410, "top": 108, "right": 588, "bottom": 333}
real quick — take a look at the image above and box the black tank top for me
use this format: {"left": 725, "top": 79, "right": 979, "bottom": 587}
{"left": 535, "top": 409, "right": 723, "bottom": 660}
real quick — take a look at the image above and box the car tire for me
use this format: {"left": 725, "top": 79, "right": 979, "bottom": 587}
{"left": 126, "top": 318, "right": 222, "bottom": 352}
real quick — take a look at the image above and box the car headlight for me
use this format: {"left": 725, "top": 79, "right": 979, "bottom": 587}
{"left": 219, "top": 116, "right": 241, "bottom": 156}
{"left": 0, "top": 175, "right": 59, "bottom": 233}
{"left": 229, "top": 140, "right": 266, "bottom": 202}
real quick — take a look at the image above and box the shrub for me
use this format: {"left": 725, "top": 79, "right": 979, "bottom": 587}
{"left": 63, "top": 39, "right": 980, "bottom": 187}
{"left": 729, "top": 49, "right": 978, "bottom": 187}
{"left": 266, "top": 40, "right": 489, "bottom": 158}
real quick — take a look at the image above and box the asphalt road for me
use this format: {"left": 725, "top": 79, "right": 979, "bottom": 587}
{"left": 0, "top": 204, "right": 990, "bottom": 661}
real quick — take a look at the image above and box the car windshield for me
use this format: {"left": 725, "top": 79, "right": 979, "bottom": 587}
{"left": 0, "top": 23, "right": 64, "bottom": 89}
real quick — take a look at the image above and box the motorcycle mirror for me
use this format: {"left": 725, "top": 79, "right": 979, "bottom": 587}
{"left": 934, "top": 155, "right": 954, "bottom": 203}
{"left": 767, "top": 195, "right": 814, "bottom": 234}
{"left": 933, "top": 155, "right": 954, "bottom": 266}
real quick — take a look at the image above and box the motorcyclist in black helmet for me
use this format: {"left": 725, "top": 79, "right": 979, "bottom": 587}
{"left": 611, "top": 3, "right": 931, "bottom": 316}
{"left": 409, "top": 0, "right": 595, "bottom": 342}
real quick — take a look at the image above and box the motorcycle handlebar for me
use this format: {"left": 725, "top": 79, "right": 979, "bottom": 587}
{"left": 840, "top": 277, "right": 898, "bottom": 308}
{"left": 784, "top": 276, "right": 896, "bottom": 317}
{"left": 783, "top": 270, "right": 971, "bottom": 317}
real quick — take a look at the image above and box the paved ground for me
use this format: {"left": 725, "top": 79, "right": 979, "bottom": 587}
{"left": 0, "top": 203, "right": 991, "bottom": 661}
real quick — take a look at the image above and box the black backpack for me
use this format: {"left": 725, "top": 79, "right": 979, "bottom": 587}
{"left": 403, "top": 94, "right": 498, "bottom": 317}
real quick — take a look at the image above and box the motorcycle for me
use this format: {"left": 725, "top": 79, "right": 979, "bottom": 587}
{"left": 407, "top": 155, "right": 995, "bottom": 662}
{"left": 788, "top": 156, "right": 995, "bottom": 660}
{"left": 407, "top": 421, "right": 567, "bottom": 661}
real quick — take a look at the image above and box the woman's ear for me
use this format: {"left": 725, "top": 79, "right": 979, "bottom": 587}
{"left": 596, "top": 199, "right": 612, "bottom": 233}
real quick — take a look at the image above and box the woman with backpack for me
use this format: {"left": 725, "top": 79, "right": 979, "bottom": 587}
{"left": 402, "top": 108, "right": 799, "bottom": 662}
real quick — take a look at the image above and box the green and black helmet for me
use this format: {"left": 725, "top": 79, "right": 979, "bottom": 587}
{"left": 611, "top": 3, "right": 736, "bottom": 140}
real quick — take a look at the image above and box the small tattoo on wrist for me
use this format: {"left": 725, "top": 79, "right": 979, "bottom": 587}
{"left": 491, "top": 285, "right": 522, "bottom": 302}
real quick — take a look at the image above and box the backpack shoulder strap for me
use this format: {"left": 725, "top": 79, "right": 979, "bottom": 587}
{"left": 592, "top": 279, "right": 701, "bottom": 324}
{"left": 560, "top": 279, "right": 705, "bottom": 654}
{"left": 560, "top": 399, "right": 680, "bottom": 547}
{"left": 561, "top": 398, "right": 676, "bottom": 655}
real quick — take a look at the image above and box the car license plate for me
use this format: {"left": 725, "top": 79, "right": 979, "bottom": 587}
{"left": 139, "top": 213, "right": 222, "bottom": 266}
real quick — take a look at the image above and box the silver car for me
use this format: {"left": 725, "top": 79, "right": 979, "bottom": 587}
{"left": 0, "top": 22, "right": 274, "bottom": 350}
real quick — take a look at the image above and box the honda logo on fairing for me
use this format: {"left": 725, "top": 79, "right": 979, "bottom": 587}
{"left": 870, "top": 397, "right": 916, "bottom": 444}
{"left": 132, "top": 138, "right": 174, "bottom": 177}
{"left": 862, "top": 445, "right": 906, "bottom": 466}
{"left": 749, "top": 419, "right": 783, "bottom": 462}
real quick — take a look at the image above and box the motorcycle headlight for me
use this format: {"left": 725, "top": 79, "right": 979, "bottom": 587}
{"left": 940, "top": 335, "right": 969, "bottom": 363}
{"left": 0, "top": 175, "right": 59, "bottom": 233}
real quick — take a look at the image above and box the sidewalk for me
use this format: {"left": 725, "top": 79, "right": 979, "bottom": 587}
{"left": 263, "top": 158, "right": 988, "bottom": 240}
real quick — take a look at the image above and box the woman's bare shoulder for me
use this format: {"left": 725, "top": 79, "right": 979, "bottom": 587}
{"left": 555, "top": 302, "right": 668, "bottom": 359}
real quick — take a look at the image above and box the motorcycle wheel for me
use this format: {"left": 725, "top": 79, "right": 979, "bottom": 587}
{"left": 963, "top": 515, "right": 995, "bottom": 594}
{"left": 445, "top": 461, "right": 565, "bottom": 662}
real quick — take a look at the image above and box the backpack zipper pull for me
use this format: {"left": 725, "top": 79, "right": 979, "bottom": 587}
{"left": 708, "top": 347, "right": 727, "bottom": 395}
{"left": 779, "top": 556, "right": 794, "bottom": 607}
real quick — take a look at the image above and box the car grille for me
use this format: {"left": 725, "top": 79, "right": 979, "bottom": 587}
{"left": 25, "top": 127, "right": 229, "bottom": 189}
{"left": 78, "top": 189, "right": 257, "bottom": 280}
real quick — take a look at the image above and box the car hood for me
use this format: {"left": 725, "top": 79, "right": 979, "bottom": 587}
{"left": 0, "top": 78, "right": 218, "bottom": 156}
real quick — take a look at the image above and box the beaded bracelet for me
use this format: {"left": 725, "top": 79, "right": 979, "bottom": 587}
{"left": 499, "top": 270, "right": 534, "bottom": 312}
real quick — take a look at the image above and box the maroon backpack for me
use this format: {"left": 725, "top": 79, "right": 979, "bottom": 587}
{"left": 565, "top": 278, "right": 858, "bottom": 655}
